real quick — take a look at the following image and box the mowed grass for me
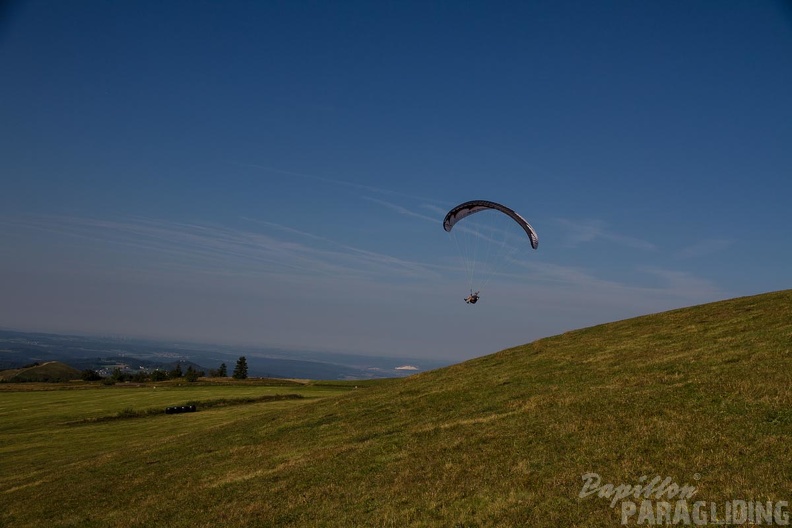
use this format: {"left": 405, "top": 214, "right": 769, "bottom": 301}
{"left": 2, "top": 290, "right": 792, "bottom": 527}
{"left": 0, "top": 379, "right": 358, "bottom": 526}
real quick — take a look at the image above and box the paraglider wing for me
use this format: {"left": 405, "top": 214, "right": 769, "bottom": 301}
{"left": 443, "top": 200, "right": 538, "bottom": 249}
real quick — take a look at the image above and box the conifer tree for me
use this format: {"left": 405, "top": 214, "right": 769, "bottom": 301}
{"left": 232, "top": 356, "right": 248, "bottom": 379}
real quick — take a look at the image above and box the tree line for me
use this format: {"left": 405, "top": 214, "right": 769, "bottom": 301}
{"left": 81, "top": 356, "right": 250, "bottom": 383}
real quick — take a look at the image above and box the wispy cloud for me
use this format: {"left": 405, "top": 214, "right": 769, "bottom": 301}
{"left": 640, "top": 267, "right": 726, "bottom": 300}
{"left": 361, "top": 197, "right": 441, "bottom": 225}
{"left": 237, "top": 163, "right": 449, "bottom": 206}
{"left": 489, "top": 255, "right": 727, "bottom": 304}
{"left": 556, "top": 218, "right": 656, "bottom": 251}
{"left": 676, "top": 238, "right": 734, "bottom": 259}
{"left": 508, "top": 259, "right": 612, "bottom": 287}
{"left": 421, "top": 203, "right": 452, "bottom": 217}
{"left": 4, "top": 214, "right": 441, "bottom": 283}
{"left": 237, "top": 163, "right": 398, "bottom": 196}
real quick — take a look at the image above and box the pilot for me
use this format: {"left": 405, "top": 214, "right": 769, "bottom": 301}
{"left": 464, "top": 291, "right": 480, "bottom": 304}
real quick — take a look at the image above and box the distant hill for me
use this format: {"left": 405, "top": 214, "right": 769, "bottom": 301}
{"left": 0, "top": 329, "right": 446, "bottom": 379}
{"left": 0, "top": 361, "right": 82, "bottom": 382}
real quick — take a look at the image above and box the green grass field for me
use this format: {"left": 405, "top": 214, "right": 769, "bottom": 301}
{"left": 1, "top": 290, "right": 791, "bottom": 527}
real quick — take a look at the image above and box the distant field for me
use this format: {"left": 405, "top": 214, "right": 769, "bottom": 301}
{"left": 0, "top": 379, "right": 353, "bottom": 427}
{"left": 1, "top": 291, "right": 791, "bottom": 527}
{"left": 0, "top": 379, "right": 360, "bottom": 527}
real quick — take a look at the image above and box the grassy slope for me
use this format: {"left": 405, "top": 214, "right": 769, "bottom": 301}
{"left": 1, "top": 291, "right": 791, "bottom": 527}
{"left": 0, "top": 361, "right": 82, "bottom": 382}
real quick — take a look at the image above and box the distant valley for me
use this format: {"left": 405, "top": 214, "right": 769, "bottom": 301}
{"left": 0, "top": 329, "right": 449, "bottom": 380}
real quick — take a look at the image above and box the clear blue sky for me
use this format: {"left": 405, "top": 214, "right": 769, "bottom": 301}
{"left": 2, "top": 1, "right": 791, "bottom": 361}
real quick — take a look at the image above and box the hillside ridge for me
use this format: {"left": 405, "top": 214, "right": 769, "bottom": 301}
{"left": 0, "top": 360, "right": 82, "bottom": 382}
{"left": 193, "top": 288, "right": 791, "bottom": 526}
{"left": 2, "top": 289, "right": 790, "bottom": 527}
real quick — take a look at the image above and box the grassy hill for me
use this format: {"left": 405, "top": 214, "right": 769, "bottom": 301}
{"left": 0, "top": 360, "right": 81, "bottom": 382}
{"left": 1, "top": 290, "right": 791, "bottom": 527}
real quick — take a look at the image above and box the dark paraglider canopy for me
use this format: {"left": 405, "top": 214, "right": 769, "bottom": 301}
{"left": 443, "top": 200, "right": 538, "bottom": 249}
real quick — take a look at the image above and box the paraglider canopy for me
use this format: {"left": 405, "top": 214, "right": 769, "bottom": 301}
{"left": 443, "top": 200, "right": 538, "bottom": 249}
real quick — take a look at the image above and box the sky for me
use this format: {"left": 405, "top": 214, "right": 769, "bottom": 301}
{"left": 1, "top": 0, "right": 791, "bottom": 362}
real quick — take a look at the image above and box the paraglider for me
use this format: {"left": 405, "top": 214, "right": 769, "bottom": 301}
{"left": 443, "top": 200, "right": 538, "bottom": 304}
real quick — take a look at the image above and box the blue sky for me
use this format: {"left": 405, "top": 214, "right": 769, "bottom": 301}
{"left": 1, "top": 1, "right": 791, "bottom": 362}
